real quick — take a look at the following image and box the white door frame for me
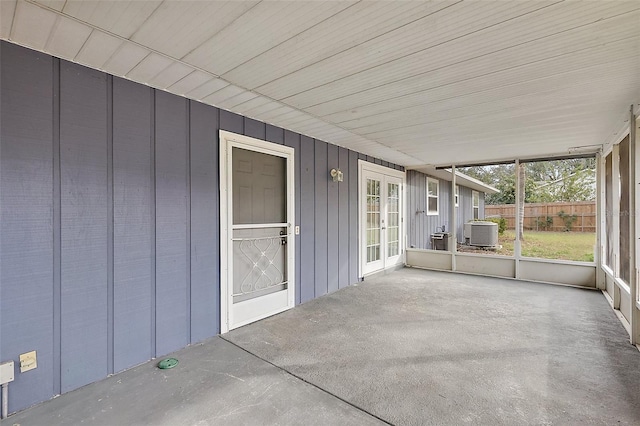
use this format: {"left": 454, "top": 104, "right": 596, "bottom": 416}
{"left": 219, "top": 130, "right": 295, "bottom": 333}
{"left": 358, "top": 160, "right": 406, "bottom": 278}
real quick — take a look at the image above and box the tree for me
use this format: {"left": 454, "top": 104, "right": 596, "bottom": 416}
{"left": 460, "top": 158, "right": 596, "bottom": 205}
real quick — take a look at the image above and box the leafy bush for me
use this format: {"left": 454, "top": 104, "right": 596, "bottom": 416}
{"left": 536, "top": 216, "right": 554, "bottom": 230}
{"left": 482, "top": 217, "right": 506, "bottom": 235}
{"left": 558, "top": 210, "right": 578, "bottom": 231}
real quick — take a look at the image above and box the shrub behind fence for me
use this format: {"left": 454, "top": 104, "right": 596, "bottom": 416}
{"left": 484, "top": 201, "right": 596, "bottom": 232}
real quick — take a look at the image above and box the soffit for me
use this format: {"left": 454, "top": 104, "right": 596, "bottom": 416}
{"left": 3, "top": 0, "right": 639, "bottom": 167}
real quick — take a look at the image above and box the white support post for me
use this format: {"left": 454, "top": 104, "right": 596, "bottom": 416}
{"left": 595, "top": 152, "right": 605, "bottom": 290}
{"left": 612, "top": 144, "right": 621, "bottom": 309}
{"left": 451, "top": 165, "right": 457, "bottom": 271}
{"left": 630, "top": 105, "right": 639, "bottom": 345}
{"left": 514, "top": 159, "right": 521, "bottom": 279}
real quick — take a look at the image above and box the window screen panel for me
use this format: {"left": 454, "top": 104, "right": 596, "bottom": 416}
{"left": 619, "top": 137, "right": 630, "bottom": 283}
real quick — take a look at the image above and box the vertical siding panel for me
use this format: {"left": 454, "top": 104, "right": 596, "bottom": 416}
{"left": 348, "top": 150, "right": 359, "bottom": 284}
{"left": 244, "top": 117, "right": 265, "bottom": 140}
{"left": 190, "top": 101, "right": 220, "bottom": 341}
{"left": 327, "top": 143, "right": 339, "bottom": 294}
{"left": 112, "top": 78, "right": 153, "bottom": 372}
{"left": 479, "top": 193, "right": 486, "bottom": 219}
{"left": 299, "top": 135, "right": 315, "bottom": 302}
{"left": 106, "top": 76, "right": 114, "bottom": 376}
{"left": 439, "top": 181, "right": 451, "bottom": 233}
{"left": 464, "top": 188, "right": 473, "bottom": 228}
{"left": 219, "top": 109, "right": 243, "bottom": 134}
{"left": 266, "top": 124, "right": 285, "bottom": 145}
{"left": 52, "top": 57, "right": 61, "bottom": 396}
{"left": 284, "top": 131, "right": 302, "bottom": 304}
{"left": 458, "top": 187, "right": 472, "bottom": 243}
{"left": 154, "top": 91, "right": 188, "bottom": 356}
{"left": 0, "top": 44, "right": 55, "bottom": 411}
{"left": 60, "top": 62, "right": 108, "bottom": 393}
{"left": 338, "top": 147, "right": 350, "bottom": 288}
{"left": 314, "top": 140, "right": 328, "bottom": 297}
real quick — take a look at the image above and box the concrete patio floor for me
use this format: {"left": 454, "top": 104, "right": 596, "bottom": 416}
{"left": 8, "top": 268, "right": 640, "bottom": 425}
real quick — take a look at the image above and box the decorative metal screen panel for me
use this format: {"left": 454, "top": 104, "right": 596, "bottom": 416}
{"left": 232, "top": 227, "right": 287, "bottom": 303}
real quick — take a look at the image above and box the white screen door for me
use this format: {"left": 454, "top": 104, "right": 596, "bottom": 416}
{"left": 360, "top": 162, "right": 405, "bottom": 276}
{"left": 220, "top": 131, "right": 295, "bottom": 333}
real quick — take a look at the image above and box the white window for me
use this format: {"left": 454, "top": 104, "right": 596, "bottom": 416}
{"left": 427, "top": 178, "right": 439, "bottom": 215}
{"left": 472, "top": 190, "right": 480, "bottom": 219}
{"left": 455, "top": 185, "right": 459, "bottom": 207}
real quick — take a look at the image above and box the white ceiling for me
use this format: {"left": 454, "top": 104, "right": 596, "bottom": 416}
{"left": 2, "top": 0, "right": 639, "bottom": 167}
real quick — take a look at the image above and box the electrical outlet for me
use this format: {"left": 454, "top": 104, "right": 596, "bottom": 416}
{"left": 295, "top": 226, "right": 300, "bottom": 235}
{"left": 20, "top": 351, "right": 37, "bottom": 373}
{"left": 0, "top": 361, "right": 14, "bottom": 384}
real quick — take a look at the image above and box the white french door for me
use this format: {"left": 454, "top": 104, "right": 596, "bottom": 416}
{"left": 360, "top": 161, "right": 405, "bottom": 276}
{"left": 220, "top": 131, "right": 295, "bottom": 333}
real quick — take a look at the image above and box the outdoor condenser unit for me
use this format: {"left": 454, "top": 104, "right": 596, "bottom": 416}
{"left": 464, "top": 221, "right": 498, "bottom": 247}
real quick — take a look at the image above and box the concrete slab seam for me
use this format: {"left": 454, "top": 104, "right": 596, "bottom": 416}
{"left": 219, "top": 336, "right": 394, "bottom": 426}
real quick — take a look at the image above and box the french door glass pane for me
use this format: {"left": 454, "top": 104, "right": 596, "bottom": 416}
{"left": 387, "top": 182, "right": 400, "bottom": 258}
{"left": 366, "top": 178, "right": 381, "bottom": 263}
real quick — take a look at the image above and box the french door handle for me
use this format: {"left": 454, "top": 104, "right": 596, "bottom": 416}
{"left": 381, "top": 227, "right": 387, "bottom": 230}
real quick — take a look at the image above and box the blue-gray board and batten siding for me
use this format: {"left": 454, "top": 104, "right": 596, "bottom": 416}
{"left": 407, "top": 170, "right": 485, "bottom": 249}
{"left": 0, "top": 41, "right": 403, "bottom": 413}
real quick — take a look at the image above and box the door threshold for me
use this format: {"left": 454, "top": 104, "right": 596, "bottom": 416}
{"left": 362, "top": 263, "right": 405, "bottom": 281}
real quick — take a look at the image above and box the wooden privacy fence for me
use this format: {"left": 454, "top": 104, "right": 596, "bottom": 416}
{"left": 485, "top": 201, "right": 596, "bottom": 232}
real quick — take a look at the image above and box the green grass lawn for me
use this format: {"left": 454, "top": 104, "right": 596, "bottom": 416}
{"left": 498, "top": 230, "right": 595, "bottom": 262}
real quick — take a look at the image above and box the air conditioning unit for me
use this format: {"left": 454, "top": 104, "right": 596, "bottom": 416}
{"left": 466, "top": 221, "right": 498, "bottom": 247}
{"left": 463, "top": 223, "right": 473, "bottom": 240}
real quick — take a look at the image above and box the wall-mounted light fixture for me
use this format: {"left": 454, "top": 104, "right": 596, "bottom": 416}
{"left": 330, "top": 168, "right": 343, "bottom": 182}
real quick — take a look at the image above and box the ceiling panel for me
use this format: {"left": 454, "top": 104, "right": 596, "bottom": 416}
{"left": 254, "top": 105, "right": 299, "bottom": 123}
{"left": 242, "top": 100, "right": 289, "bottom": 117}
{"left": 223, "top": 1, "right": 455, "bottom": 89}
{"left": 75, "top": 30, "right": 122, "bottom": 70}
{"left": 102, "top": 42, "right": 149, "bottom": 77}
{"left": 11, "top": 0, "right": 57, "bottom": 51}
{"left": 33, "top": 0, "right": 65, "bottom": 12}
{"left": 0, "top": 0, "right": 16, "bottom": 39}
{"left": 216, "top": 92, "right": 259, "bottom": 111}
{"left": 184, "top": 1, "right": 355, "bottom": 75}
{"left": 167, "top": 70, "right": 214, "bottom": 97}
{"left": 185, "top": 78, "right": 229, "bottom": 101}
{"left": 131, "top": 1, "right": 258, "bottom": 59}
{"left": 61, "top": 0, "right": 161, "bottom": 38}
{"left": 126, "top": 52, "right": 173, "bottom": 82}
{"left": 2, "top": 1, "right": 639, "bottom": 167}
{"left": 44, "top": 14, "right": 92, "bottom": 60}
{"left": 148, "top": 61, "right": 194, "bottom": 89}
{"left": 232, "top": 95, "right": 277, "bottom": 116}
{"left": 201, "top": 84, "right": 246, "bottom": 106}
{"left": 332, "top": 40, "right": 640, "bottom": 131}
{"left": 283, "top": 2, "right": 638, "bottom": 110}
{"left": 305, "top": 12, "right": 640, "bottom": 118}
{"left": 256, "top": 1, "right": 556, "bottom": 100}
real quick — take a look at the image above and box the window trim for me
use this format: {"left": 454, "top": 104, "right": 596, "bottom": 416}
{"left": 427, "top": 177, "right": 439, "bottom": 216}
{"left": 472, "top": 190, "right": 480, "bottom": 220}
{"left": 455, "top": 185, "right": 459, "bottom": 207}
